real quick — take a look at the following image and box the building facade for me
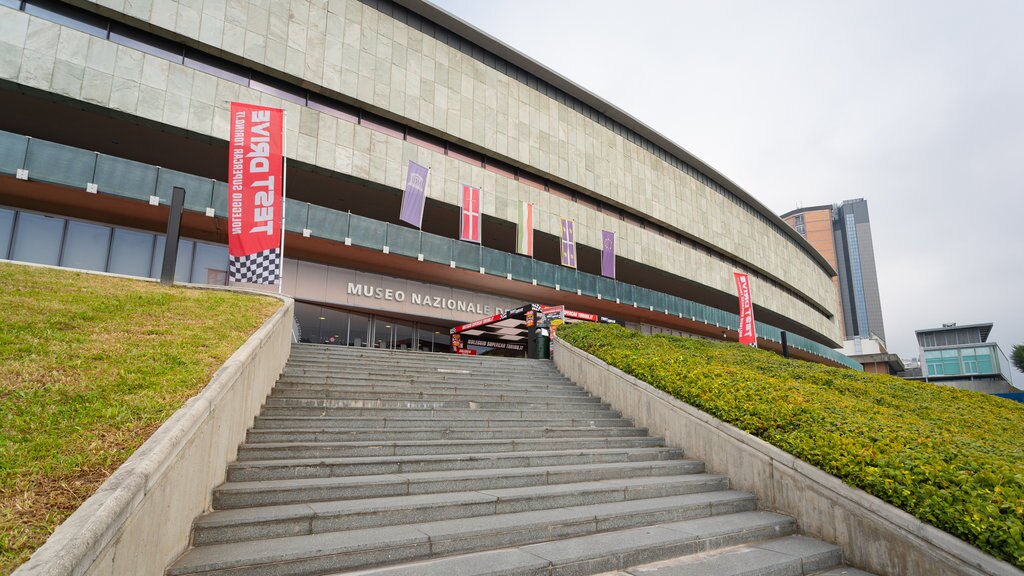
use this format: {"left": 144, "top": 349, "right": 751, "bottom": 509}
{"left": 783, "top": 199, "right": 886, "bottom": 349}
{"left": 908, "top": 323, "right": 1017, "bottom": 394}
{"left": 0, "top": 0, "right": 856, "bottom": 367}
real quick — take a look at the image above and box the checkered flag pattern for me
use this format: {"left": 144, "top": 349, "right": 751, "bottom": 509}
{"left": 230, "top": 248, "right": 281, "bottom": 284}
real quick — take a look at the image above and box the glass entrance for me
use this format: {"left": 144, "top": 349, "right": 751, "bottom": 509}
{"left": 295, "top": 301, "right": 450, "bottom": 353}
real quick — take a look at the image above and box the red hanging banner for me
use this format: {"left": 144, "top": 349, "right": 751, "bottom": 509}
{"left": 460, "top": 184, "right": 481, "bottom": 243}
{"left": 228, "top": 102, "right": 284, "bottom": 284}
{"left": 734, "top": 272, "right": 757, "bottom": 346}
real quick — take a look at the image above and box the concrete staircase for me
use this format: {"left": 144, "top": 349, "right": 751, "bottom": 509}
{"left": 167, "top": 343, "right": 871, "bottom": 576}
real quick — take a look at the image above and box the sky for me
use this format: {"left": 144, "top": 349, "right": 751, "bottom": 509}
{"left": 432, "top": 0, "right": 1024, "bottom": 369}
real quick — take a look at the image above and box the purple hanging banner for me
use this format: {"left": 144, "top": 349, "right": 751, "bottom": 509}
{"left": 559, "top": 218, "right": 577, "bottom": 268}
{"left": 601, "top": 230, "right": 615, "bottom": 278}
{"left": 399, "top": 160, "right": 429, "bottom": 228}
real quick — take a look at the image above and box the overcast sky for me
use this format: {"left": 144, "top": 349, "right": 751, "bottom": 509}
{"left": 433, "top": 0, "right": 1024, "bottom": 371}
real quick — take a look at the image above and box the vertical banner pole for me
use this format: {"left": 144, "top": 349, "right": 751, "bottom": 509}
{"left": 160, "top": 186, "right": 186, "bottom": 286}
{"left": 278, "top": 110, "right": 288, "bottom": 294}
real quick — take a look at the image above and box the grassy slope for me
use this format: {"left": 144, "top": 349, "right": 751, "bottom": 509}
{"left": 559, "top": 323, "right": 1024, "bottom": 568}
{"left": 0, "top": 263, "right": 281, "bottom": 575}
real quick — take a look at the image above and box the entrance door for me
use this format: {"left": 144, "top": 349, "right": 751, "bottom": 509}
{"left": 372, "top": 316, "right": 414, "bottom": 349}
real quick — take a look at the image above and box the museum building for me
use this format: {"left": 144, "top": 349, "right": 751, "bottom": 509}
{"left": 0, "top": 0, "right": 857, "bottom": 367}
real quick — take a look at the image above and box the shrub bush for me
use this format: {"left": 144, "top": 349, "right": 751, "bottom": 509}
{"left": 559, "top": 322, "right": 1024, "bottom": 568}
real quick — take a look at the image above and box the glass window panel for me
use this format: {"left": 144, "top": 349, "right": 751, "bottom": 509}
{"left": 373, "top": 318, "right": 394, "bottom": 349}
{"left": 25, "top": 139, "right": 95, "bottom": 188}
{"left": 578, "top": 272, "right": 598, "bottom": 297}
{"left": 508, "top": 255, "right": 532, "bottom": 282}
{"left": 447, "top": 145, "right": 482, "bottom": 167}
{"left": 349, "top": 214, "right": 386, "bottom": 250}
{"left": 61, "top": 220, "right": 110, "bottom": 271}
{"left": 348, "top": 311, "right": 369, "bottom": 347}
{"left": 387, "top": 224, "right": 420, "bottom": 257}
{"left": 150, "top": 236, "right": 194, "bottom": 282}
{"left": 306, "top": 205, "right": 349, "bottom": 242}
{"left": 184, "top": 49, "right": 249, "bottom": 85}
{"left": 11, "top": 212, "right": 64, "bottom": 265}
{"left": 24, "top": 0, "right": 107, "bottom": 37}
{"left": 451, "top": 240, "right": 480, "bottom": 271}
{"left": 533, "top": 260, "right": 558, "bottom": 288}
{"left": 417, "top": 325, "right": 436, "bottom": 352}
{"left": 0, "top": 208, "right": 15, "bottom": 259}
{"left": 95, "top": 155, "right": 159, "bottom": 201}
{"left": 923, "top": 350, "right": 943, "bottom": 360}
{"left": 211, "top": 181, "right": 229, "bottom": 217}
{"left": 556, "top": 266, "right": 577, "bottom": 292}
{"left": 109, "top": 23, "right": 183, "bottom": 63}
{"left": 284, "top": 200, "right": 308, "bottom": 233}
{"left": 394, "top": 321, "right": 414, "bottom": 350}
{"left": 435, "top": 329, "right": 452, "bottom": 353}
{"left": 480, "top": 247, "right": 508, "bottom": 277}
{"left": 191, "top": 242, "right": 228, "bottom": 285}
{"left": 0, "top": 131, "right": 28, "bottom": 175}
{"left": 156, "top": 169, "right": 214, "bottom": 213}
{"left": 293, "top": 302, "right": 323, "bottom": 344}
{"left": 308, "top": 96, "right": 359, "bottom": 123}
{"left": 320, "top": 307, "right": 349, "bottom": 346}
{"left": 421, "top": 232, "right": 452, "bottom": 264}
{"left": 250, "top": 74, "right": 307, "bottom": 105}
{"left": 0, "top": 0, "right": 22, "bottom": 9}
{"left": 407, "top": 130, "right": 445, "bottom": 154}
{"left": 108, "top": 228, "right": 153, "bottom": 277}
{"left": 360, "top": 115, "right": 404, "bottom": 139}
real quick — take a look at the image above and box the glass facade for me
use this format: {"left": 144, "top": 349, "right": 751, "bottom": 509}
{"left": 924, "top": 346, "right": 998, "bottom": 377}
{"left": 294, "top": 301, "right": 452, "bottom": 352}
{"left": 0, "top": 206, "right": 228, "bottom": 285}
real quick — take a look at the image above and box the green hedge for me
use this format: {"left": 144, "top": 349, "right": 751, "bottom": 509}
{"left": 559, "top": 323, "right": 1024, "bottom": 568}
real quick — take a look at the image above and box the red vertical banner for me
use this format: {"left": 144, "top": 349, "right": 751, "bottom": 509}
{"left": 734, "top": 272, "right": 757, "bottom": 346}
{"left": 460, "top": 184, "right": 481, "bottom": 243}
{"left": 228, "top": 102, "right": 284, "bottom": 284}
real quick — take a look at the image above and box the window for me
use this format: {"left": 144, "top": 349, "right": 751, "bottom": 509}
{"left": 407, "top": 130, "right": 446, "bottom": 154}
{"left": 61, "top": 220, "right": 111, "bottom": 272}
{"left": 190, "top": 242, "right": 228, "bottom": 285}
{"left": 447, "top": 144, "right": 483, "bottom": 167}
{"left": 150, "top": 236, "right": 195, "bottom": 283}
{"left": 11, "top": 212, "right": 64, "bottom": 265}
{"left": 108, "top": 228, "right": 154, "bottom": 277}
{"left": 360, "top": 114, "right": 405, "bottom": 139}
{"left": 184, "top": 49, "right": 249, "bottom": 85}
{"left": 0, "top": 208, "right": 14, "bottom": 259}
{"left": 308, "top": 95, "right": 359, "bottom": 124}
{"left": 250, "top": 73, "right": 307, "bottom": 105}
{"left": 23, "top": 0, "right": 107, "bottom": 38}
{"left": 110, "top": 22, "right": 183, "bottom": 63}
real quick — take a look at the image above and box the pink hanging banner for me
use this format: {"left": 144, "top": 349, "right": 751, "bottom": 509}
{"left": 460, "top": 185, "right": 481, "bottom": 243}
{"left": 228, "top": 102, "right": 284, "bottom": 285}
{"left": 734, "top": 272, "right": 757, "bottom": 346}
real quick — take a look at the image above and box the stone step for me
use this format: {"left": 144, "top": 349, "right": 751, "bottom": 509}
{"left": 168, "top": 491, "right": 755, "bottom": 576}
{"left": 244, "top": 425, "right": 648, "bottom": 444}
{"left": 271, "top": 381, "right": 594, "bottom": 398}
{"left": 251, "top": 416, "right": 636, "bottom": 430}
{"left": 276, "top": 374, "right": 578, "bottom": 389}
{"left": 226, "top": 447, "right": 685, "bottom": 482}
{"left": 288, "top": 346, "right": 543, "bottom": 363}
{"left": 267, "top": 386, "right": 596, "bottom": 403}
{"left": 235, "top": 436, "right": 663, "bottom": 461}
{"left": 213, "top": 459, "right": 704, "bottom": 509}
{"left": 265, "top": 393, "right": 607, "bottom": 410}
{"left": 194, "top": 474, "right": 730, "bottom": 545}
{"left": 606, "top": 535, "right": 845, "bottom": 576}
{"left": 256, "top": 405, "right": 621, "bottom": 421}
{"left": 321, "top": 512, "right": 803, "bottom": 576}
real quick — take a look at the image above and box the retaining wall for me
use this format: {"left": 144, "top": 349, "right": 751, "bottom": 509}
{"left": 13, "top": 293, "right": 294, "bottom": 576}
{"left": 552, "top": 336, "right": 1022, "bottom": 576}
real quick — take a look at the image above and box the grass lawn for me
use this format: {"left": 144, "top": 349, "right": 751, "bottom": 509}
{"left": 560, "top": 322, "right": 1024, "bottom": 568}
{"left": 0, "top": 262, "right": 281, "bottom": 575}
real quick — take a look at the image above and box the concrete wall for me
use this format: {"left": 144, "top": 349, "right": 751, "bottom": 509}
{"left": 552, "top": 336, "right": 1023, "bottom": 576}
{"left": 0, "top": 1, "right": 842, "bottom": 343}
{"left": 12, "top": 293, "right": 294, "bottom": 576}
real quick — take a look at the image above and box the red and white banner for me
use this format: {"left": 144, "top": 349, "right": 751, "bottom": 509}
{"left": 460, "top": 185, "right": 481, "bottom": 243}
{"left": 734, "top": 272, "right": 757, "bottom": 346}
{"left": 228, "top": 102, "right": 285, "bottom": 284}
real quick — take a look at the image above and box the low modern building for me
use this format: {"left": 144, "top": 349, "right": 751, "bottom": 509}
{"left": 0, "top": 0, "right": 856, "bottom": 367}
{"left": 782, "top": 199, "right": 887, "bottom": 351}
{"left": 905, "top": 323, "right": 1017, "bottom": 393}
{"left": 837, "top": 336, "right": 903, "bottom": 376}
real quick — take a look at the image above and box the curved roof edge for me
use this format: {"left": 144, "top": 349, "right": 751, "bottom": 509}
{"left": 395, "top": 0, "right": 838, "bottom": 278}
